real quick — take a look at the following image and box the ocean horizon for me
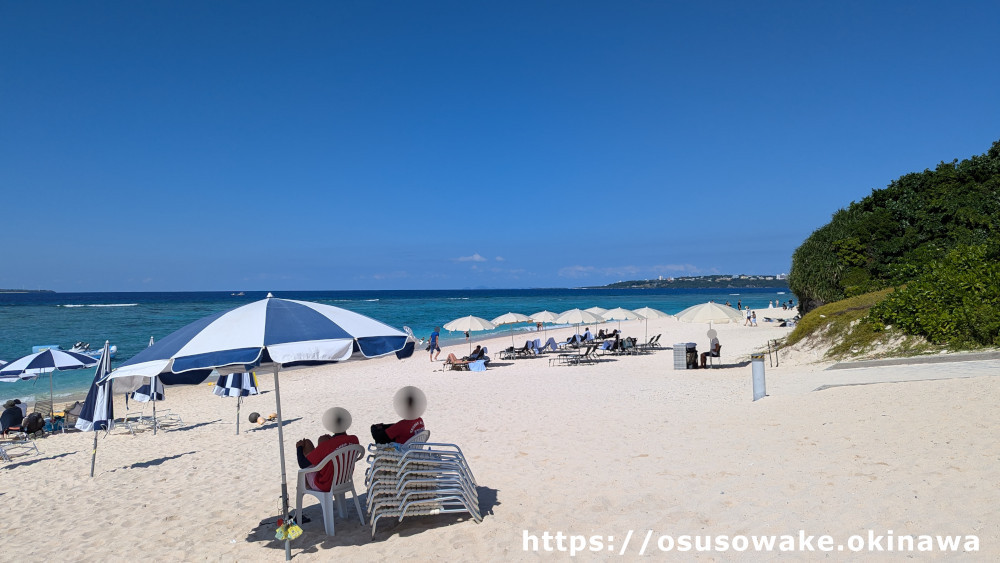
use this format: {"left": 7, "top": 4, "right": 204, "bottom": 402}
{"left": 0, "top": 287, "right": 793, "bottom": 404}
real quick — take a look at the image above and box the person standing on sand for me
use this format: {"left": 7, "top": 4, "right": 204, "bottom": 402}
{"left": 737, "top": 300, "right": 742, "bottom": 311}
{"left": 429, "top": 327, "right": 441, "bottom": 361}
{"left": 751, "top": 311, "right": 757, "bottom": 327}
{"left": 744, "top": 307, "right": 751, "bottom": 326}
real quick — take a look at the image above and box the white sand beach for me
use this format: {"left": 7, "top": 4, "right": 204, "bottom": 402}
{"left": 3, "top": 310, "right": 996, "bottom": 560}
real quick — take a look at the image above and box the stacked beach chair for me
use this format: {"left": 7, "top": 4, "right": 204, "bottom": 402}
{"left": 365, "top": 438, "right": 482, "bottom": 537}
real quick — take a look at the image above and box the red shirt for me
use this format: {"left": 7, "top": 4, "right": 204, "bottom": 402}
{"left": 306, "top": 433, "right": 360, "bottom": 492}
{"left": 385, "top": 418, "right": 424, "bottom": 444}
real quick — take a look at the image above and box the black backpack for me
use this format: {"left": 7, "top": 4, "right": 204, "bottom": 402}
{"left": 24, "top": 412, "right": 45, "bottom": 434}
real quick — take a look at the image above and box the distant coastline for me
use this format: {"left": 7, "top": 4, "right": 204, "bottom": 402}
{"left": 591, "top": 275, "right": 789, "bottom": 290}
{"left": 0, "top": 289, "right": 55, "bottom": 293}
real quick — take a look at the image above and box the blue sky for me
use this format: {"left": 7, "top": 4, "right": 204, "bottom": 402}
{"left": 2, "top": 1, "right": 998, "bottom": 291}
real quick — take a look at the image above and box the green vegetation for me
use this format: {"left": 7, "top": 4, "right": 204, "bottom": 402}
{"left": 868, "top": 244, "right": 1000, "bottom": 347}
{"left": 784, "top": 288, "right": 944, "bottom": 360}
{"left": 789, "top": 139, "right": 1000, "bottom": 314}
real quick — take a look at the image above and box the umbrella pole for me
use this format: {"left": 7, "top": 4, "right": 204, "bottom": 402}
{"left": 49, "top": 371, "right": 55, "bottom": 419}
{"left": 272, "top": 366, "right": 292, "bottom": 561}
{"left": 236, "top": 395, "right": 241, "bottom": 435}
{"left": 152, "top": 378, "right": 157, "bottom": 436}
{"left": 90, "top": 431, "right": 98, "bottom": 478}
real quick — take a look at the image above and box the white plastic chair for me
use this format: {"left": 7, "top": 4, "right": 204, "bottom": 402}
{"left": 295, "top": 443, "right": 365, "bottom": 535}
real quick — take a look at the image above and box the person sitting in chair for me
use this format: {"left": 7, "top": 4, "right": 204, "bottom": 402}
{"left": 463, "top": 345, "right": 482, "bottom": 361}
{"left": 700, "top": 337, "right": 722, "bottom": 368}
{"left": 295, "top": 407, "right": 360, "bottom": 492}
{"left": 370, "top": 386, "right": 426, "bottom": 444}
{"left": 1, "top": 399, "right": 24, "bottom": 434}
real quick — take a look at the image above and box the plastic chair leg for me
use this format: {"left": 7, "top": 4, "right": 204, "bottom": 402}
{"left": 321, "top": 495, "right": 336, "bottom": 535}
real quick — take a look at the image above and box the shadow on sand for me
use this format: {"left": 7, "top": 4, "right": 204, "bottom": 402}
{"left": 1, "top": 450, "right": 78, "bottom": 470}
{"left": 244, "top": 485, "right": 500, "bottom": 556}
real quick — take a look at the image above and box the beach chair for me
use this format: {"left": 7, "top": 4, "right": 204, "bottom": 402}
{"left": 543, "top": 337, "right": 560, "bottom": 352}
{"left": 1, "top": 404, "right": 40, "bottom": 461}
{"left": 365, "top": 441, "right": 481, "bottom": 538}
{"left": 468, "top": 360, "right": 487, "bottom": 372}
{"left": 597, "top": 340, "right": 614, "bottom": 357}
{"left": 706, "top": 344, "right": 722, "bottom": 368}
{"left": 404, "top": 429, "right": 430, "bottom": 445}
{"left": 295, "top": 443, "right": 366, "bottom": 536}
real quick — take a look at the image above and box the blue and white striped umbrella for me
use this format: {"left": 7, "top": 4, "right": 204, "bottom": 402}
{"left": 213, "top": 371, "right": 259, "bottom": 435}
{"left": 213, "top": 371, "right": 259, "bottom": 398}
{"left": 100, "top": 293, "right": 414, "bottom": 560}
{"left": 75, "top": 341, "right": 114, "bottom": 477}
{"left": 0, "top": 348, "right": 98, "bottom": 414}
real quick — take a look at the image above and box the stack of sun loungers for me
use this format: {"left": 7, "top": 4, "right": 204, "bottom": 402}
{"left": 365, "top": 440, "right": 482, "bottom": 537}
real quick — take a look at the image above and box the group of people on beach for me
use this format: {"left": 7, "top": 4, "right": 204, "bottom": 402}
{"left": 294, "top": 387, "right": 426, "bottom": 493}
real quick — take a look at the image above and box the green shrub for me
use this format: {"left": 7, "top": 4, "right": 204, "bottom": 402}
{"left": 868, "top": 245, "right": 1000, "bottom": 347}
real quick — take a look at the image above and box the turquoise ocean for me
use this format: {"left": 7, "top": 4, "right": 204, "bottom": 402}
{"left": 0, "top": 287, "right": 793, "bottom": 404}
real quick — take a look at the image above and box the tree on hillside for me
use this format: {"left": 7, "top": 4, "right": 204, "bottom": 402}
{"left": 789, "top": 140, "right": 1000, "bottom": 314}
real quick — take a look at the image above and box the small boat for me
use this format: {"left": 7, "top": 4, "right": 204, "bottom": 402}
{"left": 231, "top": 291, "right": 245, "bottom": 296}
{"left": 69, "top": 342, "right": 117, "bottom": 359}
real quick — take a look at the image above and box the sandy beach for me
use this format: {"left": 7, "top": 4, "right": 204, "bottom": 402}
{"left": 2, "top": 309, "right": 996, "bottom": 560}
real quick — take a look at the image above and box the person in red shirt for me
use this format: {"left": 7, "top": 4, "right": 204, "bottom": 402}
{"left": 370, "top": 386, "right": 427, "bottom": 444}
{"left": 295, "top": 407, "right": 359, "bottom": 492}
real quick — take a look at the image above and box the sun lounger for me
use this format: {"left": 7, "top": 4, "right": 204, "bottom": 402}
{"left": 365, "top": 441, "right": 481, "bottom": 538}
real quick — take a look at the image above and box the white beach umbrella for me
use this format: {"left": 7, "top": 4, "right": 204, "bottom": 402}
{"left": 584, "top": 306, "right": 608, "bottom": 316}
{"left": 675, "top": 302, "right": 744, "bottom": 324}
{"left": 443, "top": 315, "right": 496, "bottom": 352}
{"left": 555, "top": 308, "right": 604, "bottom": 336}
{"left": 491, "top": 312, "right": 532, "bottom": 346}
{"left": 529, "top": 310, "right": 559, "bottom": 338}
{"left": 632, "top": 306, "right": 672, "bottom": 342}
{"left": 601, "top": 307, "right": 645, "bottom": 331}
{"left": 100, "top": 293, "right": 413, "bottom": 561}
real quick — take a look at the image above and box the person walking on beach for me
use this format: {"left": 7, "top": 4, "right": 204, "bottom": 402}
{"left": 744, "top": 307, "right": 751, "bottom": 326}
{"left": 751, "top": 311, "right": 757, "bottom": 327}
{"left": 428, "top": 327, "right": 441, "bottom": 361}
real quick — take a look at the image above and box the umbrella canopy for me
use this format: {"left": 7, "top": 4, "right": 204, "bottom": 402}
{"left": 491, "top": 312, "right": 531, "bottom": 325}
{"left": 632, "top": 306, "right": 671, "bottom": 320}
{"left": 675, "top": 302, "right": 744, "bottom": 324}
{"left": 632, "top": 306, "right": 672, "bottom": 342}
{"left": 529, "top": 310, "right": 559, "bottom": 323}
{"left": 491, "top": 312, "right": 531, "bottom": 346}
{"left": 213, "top": 371, "right": 259, "bottom": 398}
{"left": 443, "top": 315, "right": 496, "bottom": 333}
{"left": 101, "top": 293, "right": 412, "bottom": 561}
{"left": 214, "top": 371, "right": 259, "bottom": 435}
{"left": 76, "top": 341, "right": 114, "bottom": 477}
{"left": 554, "top": 308, "right": 604, "bottom": 326}
{"left": 602, "top": 307, "right": 645, "bottom": 322}
{"left": 584, "top": 306, "right": 608, "bottom": 316}
{"left": 0, "top": 348, "right": 98, "bottom": 414}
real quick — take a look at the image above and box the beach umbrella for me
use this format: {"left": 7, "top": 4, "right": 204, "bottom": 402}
{"left": 100, "top": 293, "right": 413, "bottom": 561}
{"left": 76, "top": 341, "right": 114, "bottom": 477}
{"left": 124, "top": 335, "right": 168, "bottom": 435}
{"left": 529, "top": 310, "right": 559, "bottom": 337}
{"left": 490, "top": 312, "right": 532, "bottom": 346}
{"left": 601, "top": 307, "right": 645, "bottom": 331}
{"left": 213, "top": 371, "right": 259, "bottom": 435}
{"left": 0, "top": 348, "right": 98, "bottom": 415}
{"left": 554, "top": 308, "right": 604, "bottom": 336}
{"left": 675, "top": 302, "right": 744, "bottom": 325}
{"left": 443, "top": 315, "right": 496, "bottom": 353}
{"left": 632, "top": 306, "right": 672, "bottom": 342}
{"left": 584, "top": 306, "right": 608, "bottom": 316}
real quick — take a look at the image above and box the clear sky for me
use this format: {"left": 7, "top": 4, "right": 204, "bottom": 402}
{"left": 2, "top": 1, "right": 998, "bottom": 292}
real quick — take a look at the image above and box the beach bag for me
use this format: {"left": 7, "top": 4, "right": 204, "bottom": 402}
{"left": 24, "top": 412, "right": 45, "bottom": 434}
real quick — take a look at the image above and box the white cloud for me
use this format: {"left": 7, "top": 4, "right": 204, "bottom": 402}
{"left": 455, "top": 253, "right": 487, "bottom": 262}
{"left": 495, "top": 256, "right": 505, "bottom": 262}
